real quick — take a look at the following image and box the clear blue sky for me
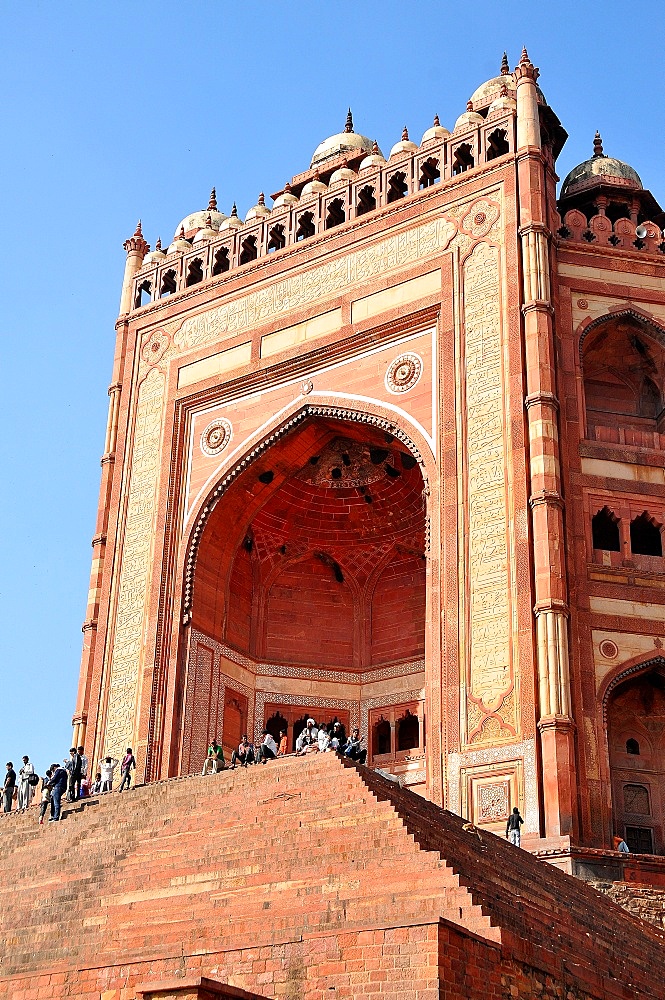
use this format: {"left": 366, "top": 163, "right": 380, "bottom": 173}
{"left": 1, "top": 1, "right": 663, "bottom": 778}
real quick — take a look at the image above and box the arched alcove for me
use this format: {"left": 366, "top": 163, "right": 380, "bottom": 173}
{"left": 581, "top": 313, "right": 665, "bottom": 447}
{"left": 606, "top": 660, "right": 665, "bottom": 854}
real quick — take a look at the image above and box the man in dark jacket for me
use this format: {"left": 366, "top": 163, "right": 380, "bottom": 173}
{"left": 67, "top": 747, "right": 83, "bottom": 802}
{"left": 3, "top": 763, "right": 16, "bottom": 813}
{"left": 506, "top": 806, "right": 524, "bottom": 847}
{"left": 47, "top": 763, "right": 69, "bottom": 821}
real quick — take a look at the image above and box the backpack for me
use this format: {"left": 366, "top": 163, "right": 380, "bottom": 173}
{"left": 28, "top": 772, "right": 40, "bottom": 787}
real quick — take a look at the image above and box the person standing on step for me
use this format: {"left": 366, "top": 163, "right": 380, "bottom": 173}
{"left": 506, "top": 806, "right": 524, "bottom": 847}
{"left": 17, "top": 756, "right": 36, "bottom": 811}
{"left": 91, "top": 772, "right": 102, "bottom": 795}
{"left": 257, "top": 729, "right": 278, "bottom": 763}
{"left": 47, "top": 762, "right": 69, "bottom": 821}
{"left": 78, "top": 746, "right": 88, "bottom": 788}
{"left": 99, "top": 755, "right": 119, "bottom": 792}
{"left": 3, "top": 762, "right": 16, "bottom": 813}
{"left": 277, "top": 729, "right": 288, "bottom": 756}
{"left": 38, "top": 768, "right": 52, "bottom": 825}
{"left": 118, "top": 748, "right": 136, "bottom": 792}
{"left": 67, "top": 747, "right": 83, "bottom": 802}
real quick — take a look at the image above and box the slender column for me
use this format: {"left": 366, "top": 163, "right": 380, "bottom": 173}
{"left": 515, "top": 48, "right": 576, "bottom": 838}
{"left": 72, "top": 223, "right": 147, "bottom": 748}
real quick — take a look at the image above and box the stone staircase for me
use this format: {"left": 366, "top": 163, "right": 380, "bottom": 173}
{"left": 0, "top": 753, "right": 662, "bottom": 999}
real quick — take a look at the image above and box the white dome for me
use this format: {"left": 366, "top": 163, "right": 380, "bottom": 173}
{"left": 454, "top": 103, "right": 484, "bottom": 132}
{"left": 301, "top": 176, "right": 328, "bottom": 198}
{"left": 167, "top": 228, "right": 192, "bottom": 254}
{"left": 488, "top": 94, "right": 517, "bottom": 114}
{"left": 245, "top": 194, "right": 271, "bottom": 221}
{"left": 273, "top": 183, "right": 299, "bottom": 209}
{"left": 389, "top": 127, "right": 418, "bottom": 158}
{"left": 174, "top": 209, "right": 225, "bottom": 239}
{"left": 142, "top": 239, "right": 167, "bottom": 266}
{"left": 421, "top": 116, "right": 450, "bottom": 144}
{"left": 220, "top": 204, "right": 243, "bottom": 231}
{"left": 311, "top": 111, "right": 376, "bottom": 166}
{"left": 329, "top": 166, "right": 357, "bottom": 185}
{"left": 193, "top": 217, "right": 219, "bottom": 245}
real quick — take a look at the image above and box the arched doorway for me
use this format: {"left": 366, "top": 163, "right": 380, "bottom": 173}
{"left": 607, "top": 660, "right": 665, "bottom": 854}
{"left": 178, "top": 412, "right": 429, "bottom": 782}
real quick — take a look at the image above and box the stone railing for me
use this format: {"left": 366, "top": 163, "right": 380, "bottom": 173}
{"left": 557, "top": 209, "right": 665, "bottom": 254}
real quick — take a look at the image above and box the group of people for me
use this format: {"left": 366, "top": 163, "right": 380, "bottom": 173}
{"left": 2, "top": 747, "right": 137, "bottom": 823}
{"left": 202, "top": 718, "right": 368, "bottom": 773}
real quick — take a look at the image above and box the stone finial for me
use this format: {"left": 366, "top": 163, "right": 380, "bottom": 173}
{"left": 284, "top": 182, "right": 292, "bottom": 194}
{"left": 258, "top": 192, "right": 265, "bottom": 206}
{"left": 433, "top": 114, "right": 440, "bottom": 126}
{"left": 466, "top": 101, "right": 474, "bottom": 112}
{"left": 501, "top": 51, "right": 510, "bottom": 75}
{"left": 520, "top": 46, "right": 530, "bottom": 64}
{"left": 372, "top": 139, "right": 380, "bottom": 154}
{"left": 345, "top": 108, "right": 354, "bottom": 133}
{"left": 593, "top": 130, "right": 604, "bottom": 157}
{"left": 123, "top": 218, "right": 149, "bottom": 256}
{"left": 402, "top": 126, "right": 409, "bottom": 141}
{"left": 208, "top": 187, "right": 217, "bottom": 211}
{"left": 500, "top": 84, "right": 508, "bottom": 97}
{"left": 206, "top": 214, "right": 212, "bottom": 227}
{"left": 155, "top": 237, "right": 162, "bottom": 250}
{"left": 179, "top": 225, "right": 186, "bottom": 238}
{"left": 514, "top": 45, "right": 539, "bottom": 82}
{"left": 231, "top": 203, "right": 238, "bottom": 218}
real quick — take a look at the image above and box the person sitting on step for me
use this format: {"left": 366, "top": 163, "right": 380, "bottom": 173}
{"left": 202, "top": 739, "right": 225, "bottom": 775}
{"left": 330, "top": 720, "right": 346, "bottom": 751}
{"left": 296, "top": 719, "right": 319, "bottom": 755}
{"left": 257, "top": 729, "right": 278, "bottom": 763}
{"left": 231, "top": 735, "right": 255, "bottom": 768}
{"left": 343, "top": 728, "right": 367, "bottom": 765}
{"left": 318, "top": 726, "right": 331, "bottom": 752}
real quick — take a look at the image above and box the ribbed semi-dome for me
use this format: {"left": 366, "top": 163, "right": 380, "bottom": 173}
{"left": 311, "top": 109, "right": 376, "bottom": 166}
{"left": 561, "top": 133, "right": 643, "bottom": 198}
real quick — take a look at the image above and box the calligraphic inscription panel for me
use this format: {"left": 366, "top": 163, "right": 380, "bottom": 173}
{"left": 463, "top": 242, "right": 513, "bottom": 730}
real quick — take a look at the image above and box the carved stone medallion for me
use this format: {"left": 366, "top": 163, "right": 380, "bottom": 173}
{"left": 385, "top": 352, "right": 423, "bottom": 395}
{"left": 200, "top": 417, "right": 233, "bottom": 457}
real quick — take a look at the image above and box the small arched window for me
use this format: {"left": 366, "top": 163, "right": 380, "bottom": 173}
{"left": 325, "top": 198, "right": 345, "bottom": 229}
{"left": 372, "top": 717, "right": 391, "bottom": 756}
{"left": 387, "top": 171, "right": 408, "bottom": 203}
{"left": 592, "top": 507, "right": 620, "bottom": 552}
{"left": 185, "top": 259, "right": 203, "bottom": 287}
{"left": 239, "top": 235, "right": 258, "bottom": 265}
{"left": 452, "top": 143, "right": 474, "bottom": 175}
{"left": 267, "top": 224, "right": 286, "bottom": 252}
{"left": 626, "top": 738, "right": 640, "bottom": 755}
{"left": 630, "top": 512, "right": 663, "bottom": 557}
{"left": 212, "top": 248, "right": 230, "bottom": 276}
{"left": 396, "top": 709, "right": 419, "bottom": 751}
{"left": 159, "top": 270, "right": 177, "bottom": 297}
{"left": 296, "top": 211, "right": 315, "bottom": 241}
{"left": 356, "top": 185, "right": 376, "bottom": 216}
{"left": 486, "top": 128, "right": 510, "bottom": 160}
{"left": 419, "top": 157, "right": 440, "bottom": 189}
{"left": 135, "top": 280, "right": 152, "bottom": 307}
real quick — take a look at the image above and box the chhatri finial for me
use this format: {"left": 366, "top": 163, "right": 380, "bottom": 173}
{"left": 258, "top": 192, "right": 265, "bottom": 206}
{"left": 284, "top": 181, "right": 292, "bottom": 194}
{"left": 178, "top": 225, "right": 186, "bottom": 239}
{"left": 205, "top": 214, "right": 212, "bottom": 227}
{"left": 501, "top": 51, "right": 510, "bottom": 75}
{"left": 500, "top": 83, "right": 508, "bottom": 97}
{"left": 593, "top": 130, "right": 604, "bottom": 157}
{"left": 401, "top": 126, "right": 409, "bottom": 141}
{"left": 208, "top": 187, "right": 217, "bottom": 211}
{"left": 133, "top": 220, "right": 143, "bottom": 238}
{"left": 155, "top": 237, "right": 162, "bottom": 251}
{"left": 520, "top": 46, "right": 530, "bottom": 64}
{"left": 345, "top": 108, "right": 354, "bottom": 133}
{"left": 123, "top": 218, "right": 149, "bottom": 255}
{"left": 466, "top": 100, "right": 474, "bottom": 112}
{"left": 433, "top": 113, "right": 440, "bottom": 126}
{"left": 230, "top": 202, "right": 238, "bottom": 218}
{"left": 372, "top": 139, "right": 380, "bottom": 154}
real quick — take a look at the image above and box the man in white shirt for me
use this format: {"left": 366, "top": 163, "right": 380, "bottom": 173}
{"left": 296, "top": 719, "right": 319, "bottom": 754}
{"left": 257, "top": 730, "right": 278, "bottom": 763}
{"left": 18, "top": 756, "right": 35, "bottom": 811}
{"left": 99, "top": 756, "right": 119, "bottom": 792}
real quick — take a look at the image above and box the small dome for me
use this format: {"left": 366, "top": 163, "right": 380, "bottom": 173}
{"left": 488, "top": 88, "right": 517, "bottom": 114}
{"left": 421, "top": 115, "right": 450, "bottom": 144}
{"left": 273, "top": 183, "right": 299, "bottom": 209}
{"left": 311, "top": 109, "right": 375, "bottom": 166}
{"left": 245, "top": 193, "right": 271, "bottom": 222}
{"left": 167, "top": 227, "right": 192, "bottom": 255}
{"left": 454, "top": 102, "right": 484, "bottom": 132}
{"left": 560, "top": 132, "right": 643, "bottom": 199}
{"left": 359, "top": 140, "right": 386, "bottom": 170}
{"left": 193, "top": 216, "right": 219, "bottom": 245}
{"left": 220, "top": 204, "right": 244, "bottom": 231}
{"left": 301, "top": 173, "right": 328, "bottom": 198}
{"left": 142, "top": 238, "right": 167, "bottom": 266}
{"left": 174, "top": 189, "right": 226, "bottom": 238}
{"left": 389, "top": 126, "right": 418, "bottom": 158}
{"left": 329, "top": 165, "right": 357, "bottom": 185}
{"left": 469, "top": 53, "right": 546, "bottom": 110}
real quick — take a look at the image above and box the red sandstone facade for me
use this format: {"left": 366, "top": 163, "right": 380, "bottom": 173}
{"left": 73, "top": 50, "right": 665, "bottom": 859}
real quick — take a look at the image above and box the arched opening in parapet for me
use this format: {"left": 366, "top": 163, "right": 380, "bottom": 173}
{"left": 581, "top": 312, "right": 665, "bottom": 448}
{"left": 606, "top": 659, "right": 665, "bottom": 855}
{"left": 178, "top": 412, "right": 428, "bottom": 781}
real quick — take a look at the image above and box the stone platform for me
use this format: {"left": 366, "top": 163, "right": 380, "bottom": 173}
{"left": 0, "top": 753, "right": 664, "bottom": 999}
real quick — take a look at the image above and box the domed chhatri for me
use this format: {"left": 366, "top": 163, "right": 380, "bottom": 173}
{"left": 421, "top": 114, "right": 450, "bottom": 144}
{"left": 273, "top": 182, "right": 299, "bottom": 209}
{"left": 301, "top": 170, "right": 328, "bottom": 198}
{"left": 167, "top": 225, "right": 192, "bottom": 255}
{"left": 310, "top": 109, "right": 377, "bottom": 166}
{"left": 359, "top": 139, "right": 386, "bottom": 170}
{"left": 245, "top": 192, "right": 272, "bottom": 222}
{"left": 219, "top": 203, "right": 244, "bottom": 231}
{"left": 174, "top": 188, "right": 227, "bottom": 238}
{"left": 560, "top": 131, "right": 643, "bottom": 199}
{"left": 469, "top": 51, "right": 546, "bottom": 110}
{"left": 454, "top": 101, "right": 484, "bottom": 132}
